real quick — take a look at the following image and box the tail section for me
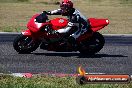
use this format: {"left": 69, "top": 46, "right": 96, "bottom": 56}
{"left": 88, "top": 18, "right": 109, "bottom": 32}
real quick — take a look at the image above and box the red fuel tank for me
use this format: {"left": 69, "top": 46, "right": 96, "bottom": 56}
{"left": 50, "top": 18, "right": 68, "bottom": 30}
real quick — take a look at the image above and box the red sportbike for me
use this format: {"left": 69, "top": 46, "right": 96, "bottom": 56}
{"left": 13, "top": 13, "right": 109, "bottom": 54}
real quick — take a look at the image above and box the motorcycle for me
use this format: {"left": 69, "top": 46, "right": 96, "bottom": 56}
{"left": 13, "top": 12, "right": 109, "bottom": 54}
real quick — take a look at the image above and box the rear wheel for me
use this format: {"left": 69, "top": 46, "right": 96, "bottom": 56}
{"left": 13, "top": 34, "right": 40, "bottom": 54}
{"left": 79, "top": 32, "right": 105, "bottom": 55}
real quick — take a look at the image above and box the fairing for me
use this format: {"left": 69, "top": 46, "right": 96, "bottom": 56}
{"left": 88, "top": 18, "right": 109, "bottom": 32}
{"left": 27, "top": 14, "right": 49, "bottom": 33}
{"left": 50, "top": 17, "right": 109, "bottom": 32}
{"left": 27, "top": 14, "right": 109, "bottom": 33}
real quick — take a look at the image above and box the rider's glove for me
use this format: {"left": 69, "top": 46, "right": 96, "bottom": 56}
{"left": 68, "top": 22, "right": 80, "bottom": 28}
{"left": 43, "top": 11, "right": 51, "bottom": 15}
{"left": 67, "top": 22, "right": 75, "bottom": 27}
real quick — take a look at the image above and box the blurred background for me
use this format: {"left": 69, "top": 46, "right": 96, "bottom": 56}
{"left": 0, "top": 0, "right": 131, "bottom": 34}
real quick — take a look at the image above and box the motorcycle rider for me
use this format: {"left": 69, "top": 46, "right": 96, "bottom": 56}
{"left": 36, "top": 0, "right": 92, "bottom": 46}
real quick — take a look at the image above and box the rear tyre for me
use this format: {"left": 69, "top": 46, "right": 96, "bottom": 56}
{"left": 79, "top": 32, "right": 105, "bottom": 55}
{"left": 13, "top": 34, "right": 40, "bottom": 54}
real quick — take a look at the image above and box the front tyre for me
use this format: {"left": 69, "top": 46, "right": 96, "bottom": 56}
{"left": 79, "top": 32, "right": 105, "bottom": 55}
{"left": 13, "top": 34, "right": 40, "bottom": 54}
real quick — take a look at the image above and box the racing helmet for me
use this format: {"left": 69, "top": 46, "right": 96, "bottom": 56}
{"left": 60, "top": 0, "right": 73, "bottom": 16}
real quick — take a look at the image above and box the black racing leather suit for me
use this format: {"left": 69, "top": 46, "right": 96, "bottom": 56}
{"left": 45, "top": 8, "right": 91, "bottom": 39}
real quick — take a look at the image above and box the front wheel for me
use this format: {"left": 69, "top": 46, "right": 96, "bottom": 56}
{"left": 79, "top": 32, "right": 105, "bottom": 55}
{"left": 13, "top": 34, "right": 40, "bottom": 54}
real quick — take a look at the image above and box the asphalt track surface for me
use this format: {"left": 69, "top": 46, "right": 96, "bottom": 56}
{"left": 0, "top": 33, "right": 132, "bottom": 75}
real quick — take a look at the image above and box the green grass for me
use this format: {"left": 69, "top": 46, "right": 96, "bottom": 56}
{"left": 0, "top": 0, "right": 29, "bottom": 3}
{"left": 1, "top": 26, "right": 26, "bottom": 32}
{"left": 0, "top": 75, "right": 132, "bottom": 88}
{"left": 119, "top": 0, "right": 132, "bottom": 4}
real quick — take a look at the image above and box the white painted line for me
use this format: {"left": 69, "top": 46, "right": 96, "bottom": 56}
{"left": 0, "top": 32, "right": 20, "bottom": 34}
{"left": 103, "top": 34, "right": 132, "bottom": 37}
